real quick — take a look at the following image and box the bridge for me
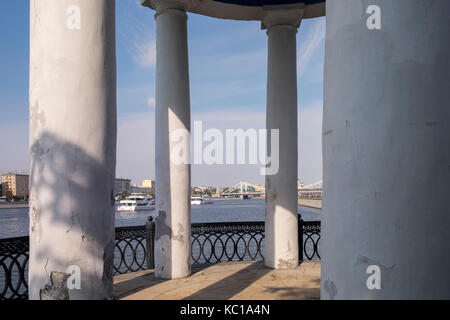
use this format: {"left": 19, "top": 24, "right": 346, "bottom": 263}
{"left": 221, "top": 180, "right": 323, "bottom": 199}
{"left": 221, "top": 182, "right": 265, "bottom": 199}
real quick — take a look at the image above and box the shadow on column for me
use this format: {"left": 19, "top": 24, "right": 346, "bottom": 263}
{"left": 29, "top": 132, "right": 115, "bottom": 300}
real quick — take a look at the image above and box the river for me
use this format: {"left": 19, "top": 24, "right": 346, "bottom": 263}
{"left": 0, "top": 199, "right": 320, "bottom": 239}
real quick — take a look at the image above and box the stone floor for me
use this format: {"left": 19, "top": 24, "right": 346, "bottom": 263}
{"left": 114, "top": 260, "right": 321, "bottom": 300}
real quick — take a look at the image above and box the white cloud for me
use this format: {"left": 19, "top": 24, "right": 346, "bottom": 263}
{"left": 115, "top": 102, "right": 323, "bottom": 187}
{"left": 297, "top": 18, "right": 326, "bottom": 76}
{"left": 0, "top": 103, "right": 323, "bottom": 187}
{"left": 134, "top": 38, "right": 156, "bottom": 68}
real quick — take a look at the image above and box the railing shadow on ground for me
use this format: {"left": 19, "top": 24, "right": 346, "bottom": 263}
{"left": 0, "top": 216, "right": 320, "bottom": 300}
{"left": 183, "top": 261, "right": 272, "bottom": 300}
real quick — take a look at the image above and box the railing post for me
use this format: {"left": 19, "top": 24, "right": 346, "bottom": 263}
{"left": 298, "top": 214, "right": 303, "bottom": 262}
{"left": 146, "top": 216, "right": 155, "bottom": 269}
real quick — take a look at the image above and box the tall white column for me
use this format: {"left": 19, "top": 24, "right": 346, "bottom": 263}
{"left": 322, "top": 0, "right": 450, "bottom": 299}
{"left": 29, "top": 0, "right": 117, "bottom": 300}
{"left": 143, "top": 0, "right": 192, "bottom": 279}
{"left": 263, "top": 9, "right": 303, "bottom": 269}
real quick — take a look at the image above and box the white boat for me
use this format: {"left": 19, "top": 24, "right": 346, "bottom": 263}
{"left": 191, "top": 195, "right": 214, "bottom": 205}
{"left": 118, "top": 194, "right": 155, "bottom": 211}
{"left": 0, "top": 197, "right": 7, "bottom": 203}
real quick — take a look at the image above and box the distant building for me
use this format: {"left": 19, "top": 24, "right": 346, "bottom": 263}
{"left": 131, "top": 185, "right": 153, "bottom": 194}
{"left": 115, "top": 178, "right": 131, "bottom": 196}
{"left": 141, "top": 180, "right": 155, "bottom": 194}
{"left": 141, "top": 179, "right": 155, "bottom": 189}
{"left": 193, "top": 186, "right": 217, "bottom": 196}
{"left": 1, "top": 173, "right": 29, "bottom": 198}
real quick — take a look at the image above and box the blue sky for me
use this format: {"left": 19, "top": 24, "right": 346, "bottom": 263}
{"left": 0, "top": 0, "right": 325, "bottom": 187}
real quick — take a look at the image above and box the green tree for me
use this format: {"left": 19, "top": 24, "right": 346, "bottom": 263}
{"left": 5, "top": 190, "right": 13, "bottom": 202}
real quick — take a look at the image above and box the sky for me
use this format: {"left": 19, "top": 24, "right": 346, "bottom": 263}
{"left": 0, "top": 0, "right": 325, "bottom": 187}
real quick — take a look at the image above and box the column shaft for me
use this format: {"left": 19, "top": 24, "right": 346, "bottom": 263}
{"left": 29, "top": 0, "right": 117, "bottom": 299}
{"left": 154, "top": 6, "right": 191, "bottom": 279}
{"left": 322, "top": 0, "right": 450, "bottom": 299}
{"left": 265, "top": 24, "right": 299, "bottom": 269}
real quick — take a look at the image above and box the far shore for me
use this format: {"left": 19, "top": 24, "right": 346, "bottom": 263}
{"left": 0, "top": 203, "right": 29, "bottom": 209}
{"left": 298, "top": 199, "right": 322, "bottom": 209}
{"left": 1, "top": 198, "right": 322, "bottom": 210}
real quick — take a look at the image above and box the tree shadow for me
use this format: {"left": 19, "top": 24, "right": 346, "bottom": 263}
{"left": 184, "top": 261, "right": 272, "bottom": 300}
{"left": 113, "top": 263, "right": 211, "bottom": 299}
{"left": 29, "top": 131, "right": 116, "bottom": 300}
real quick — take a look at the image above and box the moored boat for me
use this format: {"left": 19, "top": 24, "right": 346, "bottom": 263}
{"left": 191, "top": 195, "right": 214, "bottom": 205}
{"left": 118, "top": 194, "right": 155, "bottom": 211}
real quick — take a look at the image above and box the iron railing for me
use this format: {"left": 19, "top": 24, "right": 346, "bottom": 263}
{"left": 0, "top": 236, "right": 29, "bottom": 300}
{"left": 0, "top": 216, "right": 320, "bottom": 300}
{"left": 114, "top": 226, "right": 147, "bottom": 275}
{"left": 301, "top": 221, "right": 321, "bottom": 260}
{"left": 191, "top": 221, "right": 265, "bottom": 265}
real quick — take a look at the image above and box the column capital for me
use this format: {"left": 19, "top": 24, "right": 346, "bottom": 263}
{"left": 261, "top": 5, "right": 305, "bottom": 31}
{"left": 141, "top": 0, "right": 199, "bottom": 15}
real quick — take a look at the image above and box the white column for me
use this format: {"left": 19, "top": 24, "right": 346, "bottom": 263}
{"left": 263, "top": 9, "right": 303, "bottom": 269}
{"left": 322, "top": 0, "right": 450, "bottom": 299}
{"left": 29, "top": 0, "right": 117, "bottom": 300}
{"left": 144, "top": 0, "right": 192, "bottom": 279}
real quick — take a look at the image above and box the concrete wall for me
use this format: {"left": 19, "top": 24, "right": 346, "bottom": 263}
{"left": 322, "top": 0, "right": 450, "bottom": 299}
{"left": 29, "top": 0, "right": 117, "bottom": 300}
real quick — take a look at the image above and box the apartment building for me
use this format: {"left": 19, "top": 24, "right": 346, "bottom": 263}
{"left": 1, "top": 173, "right": 29, "bottom": 198}
{"left": 115, "top": 178, "right": 131, "bottom": 196}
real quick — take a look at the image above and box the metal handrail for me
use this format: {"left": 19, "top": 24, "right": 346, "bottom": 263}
{"left": 0, "top": 217, "right": 320, "bottom": 300}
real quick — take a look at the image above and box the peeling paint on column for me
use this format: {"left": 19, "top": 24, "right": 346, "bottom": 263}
{"left": 29, "top": 0, "right": 117, "bottom": 300}
{"left": 155, "top": 211, "right": 185, "bottom": 244}
{"left": 30, "top": 203, "right": 41, "bottom": 243}
{"left": 30, "top": 101, "right": 46, "bottom": 134}
{"left": 156, "top": 210, "right": 171, "bottom": 241}
{"left": 174, "top": 223, "right": 185, "bottom": 244}
{"left": 40, "top": 271, "right": 70, "bottom": 300}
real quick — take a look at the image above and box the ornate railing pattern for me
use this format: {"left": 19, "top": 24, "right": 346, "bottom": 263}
{"left": 191, "top": 221, "right": 265, "bottom": 265}
{"left": 114, "top": 226, "right": 147, "bottom": 275}
{"left": 0, "top": 236, "right": 29, "bottom": 300}
{"left": 0, "top": 217, "right": 320, "bottom": 300}
{"left": 301, "top": 221, "right": 321, "bottom": 260}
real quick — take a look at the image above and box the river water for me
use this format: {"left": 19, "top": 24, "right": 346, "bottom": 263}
{"left": 1, "top": 199, "right": 321, "bottom": 298}
{"left": 0, "top": 199, "right": 320, "bottom": 239}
